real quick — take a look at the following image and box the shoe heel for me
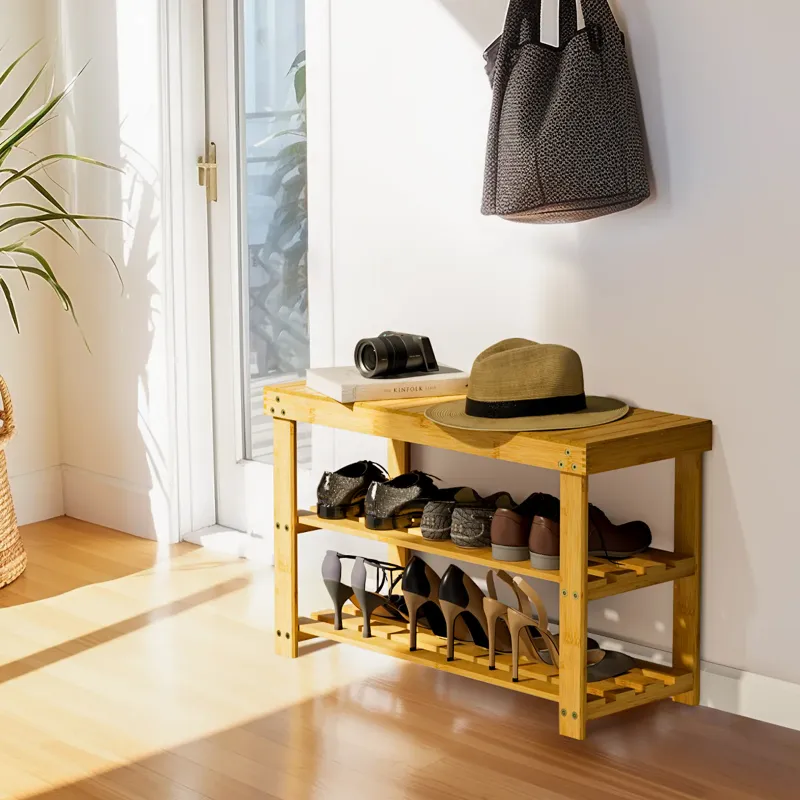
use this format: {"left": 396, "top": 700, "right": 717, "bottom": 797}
{"left": 364, "top": 515, "right": 394, "bottom": 531}
{"left": 511, "top": 623, "right": 521, "bottom": 682}
{"left": 352, "top": 556, "right": 387, "bottom": 638}
{"left": 323, "top": 580, "right": 353, "bottom": 630}
{"left": 483, "top": 601, "right": 504, "bottom": 670}
{"left": 404, "top": 592, "right": 426, "bottom": 651}
{"left": 353, "top": 588, "right": 387, "bottom": 638}
{"left": 440, "top": 599, "right": 462, "bottom": 661}
{"left": 507, "top": 608, "right": 528, "bottom": 681}
{"left": 318, "top": 500, "right": 364, "bottom": 521}
{"left": 529, "top": 551, "right": 560, "bottom": 571}
{"left": 322, "top": 550, "right": 353, "bottom": 630}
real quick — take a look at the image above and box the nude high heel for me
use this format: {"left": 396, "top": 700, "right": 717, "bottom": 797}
{"left": 507, "top": 576, "right": 635, "bottom": 682}
{"left": 438, "top": 564, "right": 489, "bottom": 661}
{"left": 483, "top": 570, "right": 527, "bottom": 669}
{"left": 506, "top": 578, "right": 558, "bottom": 682}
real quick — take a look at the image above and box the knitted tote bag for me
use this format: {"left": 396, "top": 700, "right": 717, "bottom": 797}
{"left": 482, "top": 0, "right": 650, "bottom": 223}
{"left": 0, "top": 376, "right": 26, "bottom": 589}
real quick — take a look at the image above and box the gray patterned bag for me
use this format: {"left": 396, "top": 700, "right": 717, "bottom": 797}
{"left": 482, "top": 0, "right": 650, "bottom": 223}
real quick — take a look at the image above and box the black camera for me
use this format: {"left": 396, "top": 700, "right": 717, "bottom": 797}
{"left": 354, "top": 332, "right": 439, "bottom": 379}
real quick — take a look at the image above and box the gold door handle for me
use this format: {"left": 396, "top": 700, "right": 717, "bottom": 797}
{"left": 198, "top": 142, "right": 218, "bottom": 203}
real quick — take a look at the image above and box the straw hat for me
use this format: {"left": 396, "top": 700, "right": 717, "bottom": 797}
{"left": 425, "top": 339, "right": 628, "bottom": 432}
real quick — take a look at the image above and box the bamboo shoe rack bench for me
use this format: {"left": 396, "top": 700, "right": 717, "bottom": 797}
{"left": 264, "top": 381, "right": 712, "bottom": 740}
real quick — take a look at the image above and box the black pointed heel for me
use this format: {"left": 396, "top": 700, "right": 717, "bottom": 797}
{"left": 439, "top": 564, "right": 490, "bottom": 661}
{"left": 401, "top": 555, "right": 447, "bottom": 651}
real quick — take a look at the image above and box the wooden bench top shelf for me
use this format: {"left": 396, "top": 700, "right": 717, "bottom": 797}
{"left": 265, "top": 380, "right": 711, "bottom": 740}
{"left": 264, "top": 381, "right": 711, "bottom": 475}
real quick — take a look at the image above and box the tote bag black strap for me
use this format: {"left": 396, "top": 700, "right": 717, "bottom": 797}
{"left": 515, "top": 0, "right": 543, "bottom": 45}
{"left": 491, "top": 0, "right": 536, "bottom": 91}
{"left": 578, "top": 0, "right": 619, "bottom": 30}
{"left": 509, "top": 2, "right": 614, "bottom": 49}
{"left": 559, "top": 1, "right": 579, "bottom": 46}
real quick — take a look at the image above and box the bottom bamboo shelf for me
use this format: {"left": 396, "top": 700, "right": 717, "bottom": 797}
{"left": 300, "top": 608, "right": 692, "bottom": 720}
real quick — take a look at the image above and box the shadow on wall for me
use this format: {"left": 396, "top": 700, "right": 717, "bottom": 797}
{"left": 437, "top": 0, "right": 506, "bottom": 47}
{"left": 414, "top": 0, "right": 757, "bottom": 670}
{"left": 55, "top": 0, "right": 167, "bottom": 540}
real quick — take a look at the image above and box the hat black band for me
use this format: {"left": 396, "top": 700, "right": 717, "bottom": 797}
{"left": 465, "top": 392, "right": 587, "bottom": 420}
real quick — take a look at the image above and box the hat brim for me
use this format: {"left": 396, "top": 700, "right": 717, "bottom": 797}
{"left": 424, "top": 395, "right": 629, "bottom": 432}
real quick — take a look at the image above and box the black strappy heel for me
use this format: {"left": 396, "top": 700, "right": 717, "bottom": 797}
{"left": 351, "top": 556, "right": 408, "bottom": 638}
{"left": 322, "top": 551, "right": 407, "bottom": 635}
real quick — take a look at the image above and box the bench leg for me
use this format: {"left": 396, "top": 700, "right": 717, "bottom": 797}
{"left": 274, "top": 417, "right": 299, "bottom": 657}
{"left": 558, "top": 472, "right": 589, "bottom": 739}
{"left": 673, "top": 452, "right": 703, "bottom": 704}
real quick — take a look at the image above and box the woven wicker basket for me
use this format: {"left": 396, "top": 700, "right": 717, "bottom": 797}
{"left": 0, "top": 376, "right": 26, "bottom": 588}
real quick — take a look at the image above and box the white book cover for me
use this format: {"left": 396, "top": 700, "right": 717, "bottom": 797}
{"left": 306, "top": 366, "right": 470, "bottom": 404}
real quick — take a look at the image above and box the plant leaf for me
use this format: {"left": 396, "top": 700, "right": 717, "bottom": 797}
{"left": 0, "top": 168, "right": 124, "bottom": 286}
{"left": 0, "top": 60, "right": 48, "bottom": 129}
{"left": 0, "top": 207, "right": 123, "bottom": 236}
{"left": 5, "top": 246, "right": 76, "bottom": 323}
{"left": 253, "top": 128, "right": 304, "bottom": 148}
{"left": 0, "top": 41, "right": 40, "bottom": 95}
{"left": 294, "top": 65, "right": 306, "bottom": 104}
{"left": 0, "top": 153, "right": 122, "bottom": 193}
{"left": 288, "top": 50, "right": 306, "bottom": 72}
{"left": 0, "top": 251, "right": 30, "bottom": 289}
{"left": 0, "top": 277, "right": 19, "bottom": 332}
{"left": 0, "top": 64, "right": 87, "bottom": 166}
{"left": 276, "top": 141, "right": 307, "bottom": 164}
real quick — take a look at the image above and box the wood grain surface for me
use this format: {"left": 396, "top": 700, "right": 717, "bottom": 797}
{"left": 2, "top": 517, "right": 795, "bottom": 800}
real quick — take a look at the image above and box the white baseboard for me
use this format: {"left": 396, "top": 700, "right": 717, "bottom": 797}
{"left": 594, "top": 634, "right": 800, "bottom": 732}
{"left": 182, "top": 525, "right": 273, "bottom": 562}
{"left": 61, "top": 465, "right": 174, "bottom": 542}
{"left": 8, "top": 465, "right": 64, "bottom": 525}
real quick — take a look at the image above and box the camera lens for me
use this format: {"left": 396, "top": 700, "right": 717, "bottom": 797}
{"left": 355, "top": 339, "right": 391, "bottom": 377}
{"left": 358, "top": 343, "right": 378, "bottom": 373}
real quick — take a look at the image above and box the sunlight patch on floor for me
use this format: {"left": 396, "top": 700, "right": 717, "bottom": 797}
{"left": 0, "top": 545, "right": 395, "bottom": 799}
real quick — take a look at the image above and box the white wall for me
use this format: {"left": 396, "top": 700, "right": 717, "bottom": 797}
{"left": 48, "top": 0, "right": 177, "bottom": 540}
{"left": 322, "top": 0, "right": 800, "bottom": 688}
{"left": 0, "top": 1, "right": 65, "bottom": 525}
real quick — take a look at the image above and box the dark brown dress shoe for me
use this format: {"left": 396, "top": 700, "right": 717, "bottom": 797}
{"left": 529, "top": 504, "right": 652, "bottom": 570}
{"left": 490, "top": 493, "right": 560, "bottom": 561}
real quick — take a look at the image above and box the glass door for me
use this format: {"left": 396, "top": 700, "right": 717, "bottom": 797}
{"left": 205, "top": 0, "right": 330, "bottom": 546}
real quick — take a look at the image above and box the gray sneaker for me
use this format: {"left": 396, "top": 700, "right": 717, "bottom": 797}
{"left": 422, "top": 491, "right": 514, "bottom": 543}
{"left": 451, "top": 493, "right": 515, "bottom": 549}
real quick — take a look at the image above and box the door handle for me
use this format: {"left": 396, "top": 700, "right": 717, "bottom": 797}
{"left": 198, "top": 142, "right": 218, "bottom": 203}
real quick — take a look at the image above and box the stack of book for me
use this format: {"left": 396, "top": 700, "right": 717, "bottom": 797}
{"left": 306, "top": 366, "right": 469, "bottom": 404}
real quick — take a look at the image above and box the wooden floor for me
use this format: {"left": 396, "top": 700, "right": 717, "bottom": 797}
{"left": 1, "top": 519, "right": 798, "bottom": 800}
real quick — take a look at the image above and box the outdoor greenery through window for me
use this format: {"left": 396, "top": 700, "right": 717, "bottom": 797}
{"left": 241, "top": 0, "right": 310, "bottom": 464}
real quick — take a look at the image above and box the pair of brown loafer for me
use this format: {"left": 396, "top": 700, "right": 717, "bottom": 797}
{"left": 490, "top": 493, "right": 652, "bottom": 570}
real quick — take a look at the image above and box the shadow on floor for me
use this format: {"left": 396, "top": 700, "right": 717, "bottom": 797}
{"left": 0, "top": 575, "right": 249, "bottom": 685}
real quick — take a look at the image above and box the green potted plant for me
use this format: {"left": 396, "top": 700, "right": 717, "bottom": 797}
{"left": 0, "top": 44, "right": 120, "bottom": 587}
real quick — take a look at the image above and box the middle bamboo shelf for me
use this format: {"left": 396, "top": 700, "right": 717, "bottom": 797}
{"left": 299, "top": 511, "right": 695, "bottom": 601}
